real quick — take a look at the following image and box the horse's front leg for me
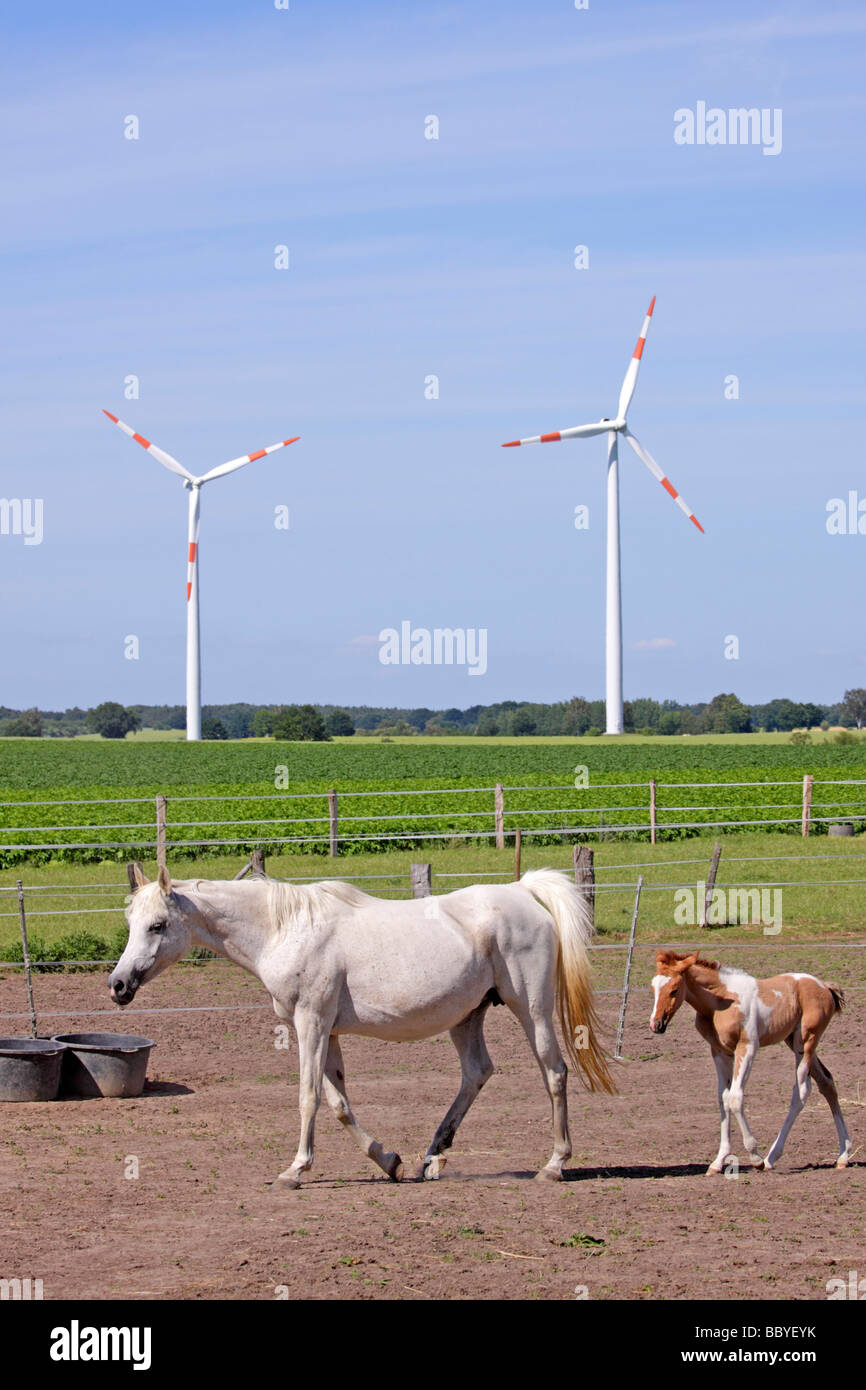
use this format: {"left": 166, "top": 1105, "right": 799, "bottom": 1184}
{"left": 323, "top": 1035, "right": 403, "bottom": 1181}
{"left": 269, "top": 1008, "right": 331, "bottom": 1192}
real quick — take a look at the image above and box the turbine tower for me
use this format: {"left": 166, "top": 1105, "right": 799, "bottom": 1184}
{"left": 502, "top": 298, "right": 703, "bottom": 735}
{"left": 104, "top": 412, "right": 299, "bottom": 741}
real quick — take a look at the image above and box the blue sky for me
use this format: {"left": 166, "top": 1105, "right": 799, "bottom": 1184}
{"left": 1, "top": 1, "right": 864, "bottom": 711}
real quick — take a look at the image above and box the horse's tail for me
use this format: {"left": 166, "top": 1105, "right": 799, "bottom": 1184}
{"left": 826, "top": 982, "right": 845, "bottom": 1015}
{"left": 519, "top": 869, "right": 616, "bottom": 1094}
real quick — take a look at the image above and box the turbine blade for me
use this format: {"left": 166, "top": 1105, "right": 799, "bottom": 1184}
{"left": 617, "top": 296, "right": 656, "bottom": 421}
{"left": 502, "top": 421, "right": 612, "bottom": 447}
{"left": 623, "top": 428, "right": 704, "bottom": 533}
{"left": 187, "top": 488, "right": 201, "bottom": 602}
{"left": 102, "top": 410, "right": 195, "bottom": 482}
{"left": 198, "top": 436, "right": 300, "bottom": 484}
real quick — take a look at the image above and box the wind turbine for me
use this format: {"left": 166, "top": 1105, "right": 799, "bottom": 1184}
{"left": 103, "top": 411, "right": 299, "bottom": 741}
{"left": 502, "top": 298, "right": 703, "bottom": 736}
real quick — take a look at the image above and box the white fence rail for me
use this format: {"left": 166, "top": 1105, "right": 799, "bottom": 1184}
{"left": 2, "top": 776, "right": 866, "bottom": 860}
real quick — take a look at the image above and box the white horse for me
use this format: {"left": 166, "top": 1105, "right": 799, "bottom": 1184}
{"left": 110, "top": 865, "right": 614, "bottom": 1189}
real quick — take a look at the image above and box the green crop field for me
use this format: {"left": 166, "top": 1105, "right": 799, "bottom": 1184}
{"left": 0, "top": 735, "right": 865, "bottom": 866}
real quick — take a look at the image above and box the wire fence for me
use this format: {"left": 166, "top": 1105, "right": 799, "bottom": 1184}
{"left": 2, "top": 843, "right": 865, "bottom": 1050}
{"left": 2, "top": 775, "right": 866, "bottom": 862}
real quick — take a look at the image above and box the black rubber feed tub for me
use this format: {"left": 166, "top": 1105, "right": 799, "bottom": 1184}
{"left": 53, "top": 1033, "right": 155, "bottom": 1099}
{"left": 0, "top": 1037, "right": 67, "bottom": 1102}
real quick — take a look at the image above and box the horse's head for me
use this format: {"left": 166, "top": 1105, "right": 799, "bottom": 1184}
{"left": 649, "top": 950, "right": 699, "bottom": 1033}
{"left": 110, "top": 863, "right": 193, "bottom": 1006}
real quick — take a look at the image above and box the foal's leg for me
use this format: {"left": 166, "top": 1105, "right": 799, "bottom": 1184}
{"left": 423, "top": 1000, "right": 494, "bottom": 1180}
{"left": 763, "top": 1034, "right": 811, "bottom": 1170}
{"left": 322, "top": 1035, "right": 403, "bottom": 1181}
{"left": 726, "top": 1041, "right": 763, "bottom": 1168}
{"left": 269, "top": 1009, "right": 330, "bottom": 1191}
{"left": 707, "top": 1051, "right": 736, "bottom": 1174}
{"left": 810, "top": 1056, "right": 853, "bottom": 1168}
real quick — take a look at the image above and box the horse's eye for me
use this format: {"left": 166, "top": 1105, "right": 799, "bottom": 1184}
{"left": 149, "top": 921, "right": 167, "bottom": 934}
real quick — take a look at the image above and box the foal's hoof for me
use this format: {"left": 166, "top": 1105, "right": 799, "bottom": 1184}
{"left": 705, "top": 1164, "right": 723, "bottom": 1176}
{"left": 835, "top": 1155, "right": 851, "bottom": 1169}
{"left": 266, "top": 1176, "right": 301, "bottom": 1193}
{"left": 383, "top": 1151, "right": 403, "bottom": 1182}
{"left": 423, "top": 1155, "right": 446, "bottom": 1181}
{"left": 760, "top": 1159, "right": 774, "bottom": 1172}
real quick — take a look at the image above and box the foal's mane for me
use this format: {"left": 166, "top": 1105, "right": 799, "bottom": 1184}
{"left": 657, "top": 949, "right": 720, "bottom": 973}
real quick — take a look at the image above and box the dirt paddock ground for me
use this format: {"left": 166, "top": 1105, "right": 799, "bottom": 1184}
{"left": 1, "top": 962, "right": 864, "bottom": 1301}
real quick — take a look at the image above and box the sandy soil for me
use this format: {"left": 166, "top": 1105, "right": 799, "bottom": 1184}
{"left": 0, "top": 961, "right": 863, "bottom": 1301}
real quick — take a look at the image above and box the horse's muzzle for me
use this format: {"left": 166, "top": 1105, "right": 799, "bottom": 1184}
{"left": 650, "top": 1018, "right": 667, "bottom": 1034}
{"left": 109, "top": 972, "right": 138, "bottom": 1006}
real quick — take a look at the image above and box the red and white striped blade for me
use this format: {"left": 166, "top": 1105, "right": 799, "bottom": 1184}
{"left": 103, "top": 410, "right": 195, "bottom": 482}
{"left": 198, "top": 436, "right": 300, "bottom": 484}
{"left": 502, "top": 421, "right": 611, "bottom": 447}
{"left": 622, "top": 429, "right": 704, "bottom": 533}
{"left": 186, "top": 490, "right": 201, "bottom": 602}
{"left": 617, "top": 296, "right": 655, "bottom": 421}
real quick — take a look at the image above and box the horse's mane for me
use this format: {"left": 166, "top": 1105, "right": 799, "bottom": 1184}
{"left": 264, "top": 876, "right": 374, "bottom": 934}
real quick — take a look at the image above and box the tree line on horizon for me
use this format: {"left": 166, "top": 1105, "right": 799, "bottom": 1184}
{"left": 2, "top": 691, "right": 866, "bottom": 740}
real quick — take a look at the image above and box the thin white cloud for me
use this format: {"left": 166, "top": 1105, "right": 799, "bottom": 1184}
{"left": 634, "top": 637, "right": 676, "bottom": 650}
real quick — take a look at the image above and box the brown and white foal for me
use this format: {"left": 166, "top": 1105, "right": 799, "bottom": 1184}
{"left": 650, "top": 951, "right": 852, "bottom": 1173}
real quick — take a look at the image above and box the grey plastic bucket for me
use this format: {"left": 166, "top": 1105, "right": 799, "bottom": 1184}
{"left": 53, "top": 1033, "right": 155, "bottom": 1099}
{"left": 0, "top": 1037, "right": 67, "bottom": 1102}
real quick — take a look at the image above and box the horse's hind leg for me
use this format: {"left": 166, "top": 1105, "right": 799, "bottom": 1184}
{"left": 423, "top": 1000, "right": 494, "bottom": 1180}
{"left": 323, "top": 1035, "right": 403, "bottom": 1181}
{"left": 509, "top": 1002, "right": 571, "bottom": 1181}
{"left": 763, "top": 1034, "right": 810, "bottom": 1171}
{"left": 810, "top": 1055, "right": 852, "bottom": 1168}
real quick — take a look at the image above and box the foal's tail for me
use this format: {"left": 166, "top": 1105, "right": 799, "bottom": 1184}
{"left": 520, "top": 869, "right": 616, "bottom": 1094}
{"left": 826, "top": 982, "right": 845, "bottom": 1015}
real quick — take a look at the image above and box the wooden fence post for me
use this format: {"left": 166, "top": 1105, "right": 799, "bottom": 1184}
{"left": 700, "top": 842, "right": 722, "bottom": 928}
{"left": 250, "top": 849, "right": 266, "bottom": 876}
{"left": 17, "top": 879, "right": 38, "bottom": 1038}
{"left": 801, "top": 774, "right": 813, "bottom": 837}
{"left": 514, "top": 827, "right": 522, "bottom": 881}
{"left": 494, "top": 783, "right": 505, "bottom": 850}
{"left": 411, "top": 863, "right": 432, "bottom": 898}
{"left": 573, "top": 844, "right": 595, "bottom": 926}
{"left": 155, "top": 794, "right": 167, "bottom": 872}
{"left": 328, "top": 789, "right": 338, "bottom": 857}
{"left": 649, "top": 779, "right": 657, "bottom": 845}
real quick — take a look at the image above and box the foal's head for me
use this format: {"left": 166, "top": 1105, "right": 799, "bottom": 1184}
{"left": 110, "top": 863, "right": 193, "bottom": 1006}
{"left": 649, "top": 950, "right": 701, "bottom": 1034}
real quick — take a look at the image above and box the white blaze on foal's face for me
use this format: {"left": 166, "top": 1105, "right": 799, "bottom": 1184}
{"left": 109, "top": 866, "right": 192, "bottom": 1006}
{"left": 650, "top": 974, "right": 681, "bottom": 1032}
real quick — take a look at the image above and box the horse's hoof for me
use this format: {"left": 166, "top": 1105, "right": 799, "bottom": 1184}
{"left": 536, "top": 1166, "right": 563, "bottom": 1183}
{"left": 705, "top": 1164, "right": 722, "bottom": 1176}
{"left": 761, "top": 1159, "right": 774, "bottom": 1172}
{"left": 383, "top": 1152, "right": 403, "bottom": 1182}
{"left": 423, "top": 1155, "right": 446, "bottom": 1181}
{"left": 266, "top": 1176, "right": 301, "bottom": 1193}
{"left": 836, "top": 1156, "right": 851, "bottom": 1169}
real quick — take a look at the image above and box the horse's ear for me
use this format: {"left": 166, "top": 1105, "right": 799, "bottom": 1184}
{"left": 157, "top": 864, "right": 172, "bottom": 898}
{"left": 132, "top": 862, "right": 149, "bottom": 888}
{"left": 678, "top": 950, "right": 699, "bottom": 971}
